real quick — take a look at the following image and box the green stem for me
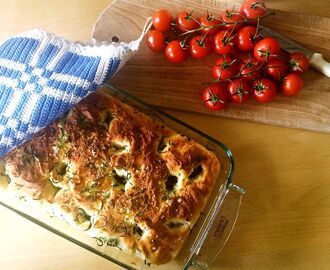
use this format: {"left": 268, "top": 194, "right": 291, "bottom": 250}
{"left": 178, "top": 10, "right": 275, "bottom": 37}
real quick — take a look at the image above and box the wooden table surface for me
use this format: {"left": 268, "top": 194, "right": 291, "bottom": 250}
{"left": 0, "top": 1, "right": 329, "bottom": 270}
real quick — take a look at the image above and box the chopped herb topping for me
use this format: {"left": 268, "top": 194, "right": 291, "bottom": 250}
{"left": 110, "top": 167, "right": 131, "bottom": 189}
{"left": 73, "top": 208, "right": 92, "bottom": 230}
{"left": 188, "top": 164, "right": 204, "bottom": 180}
{"left": 101, "top": 191, "right": 111, "bottom": 200}
{"left": 165, "top": 175, "right": 178, "bottom": 192}
{"left": 133, "top": 224, "right": 143, "bottom": 236}
{"left": 99, "top": 162, "right": 109, "bottom": 171}
{"left": 18, "top": 195, "right": 26, "bottom": 201}
{"left": 109, "top": 142, "right": 127, "bottom": 153}
{"left": 167, "top": 221, "right": 184, "bottom": 229}
{"left": 98, "top": 110, "right": 113, "bottom": 130}
{"left": 93, "top": 236, "right": 107, "bottom": 246}
{"left": 56, "top": 162, "right": 67, "bottom": 175}
{"left": 82, "top": 183, "right": 99, "bottom": 201}
{"left": 107, "top": 238, "right": 121, "bottom": 249}
{"left": 57, "top": 128, "right": 68, "bottom": 149}
{"left": 157, "top": 137, "right": 170, "bottom": 153}
{"left": 77, "top": 113, "right": 92, "bottom": 130}
{"left": 93, "top": 236, "right": 121, "bottom": 250}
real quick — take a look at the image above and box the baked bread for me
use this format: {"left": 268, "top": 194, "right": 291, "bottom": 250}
{"left": 0, "top": 90, "right": 220, "bottom": 264}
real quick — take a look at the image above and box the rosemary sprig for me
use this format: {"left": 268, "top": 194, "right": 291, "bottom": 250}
{"left": 93, "top": 236, "right": 121, "bottom": 250}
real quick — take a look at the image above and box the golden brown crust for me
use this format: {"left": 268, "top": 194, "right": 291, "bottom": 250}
{"left": 3, "top": 90, "right": 220, "bottom": 264}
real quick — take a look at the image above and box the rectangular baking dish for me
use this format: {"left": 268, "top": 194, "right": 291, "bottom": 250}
{"left": 0, "top": 83, "right": 244, "bottom": 270}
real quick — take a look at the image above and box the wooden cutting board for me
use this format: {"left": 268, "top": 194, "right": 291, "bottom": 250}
{"left": 93, "top": 0, "right": 330, "bottom": 133}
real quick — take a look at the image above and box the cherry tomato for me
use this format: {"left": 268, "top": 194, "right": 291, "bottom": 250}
{"left": 220, "top": 9, "right": 245, "bottom": 30}
{"left": 276, "top": 48, "right": 290, "bottom": 63}
{"left": 213, "top": 30, "right": 236, "bottom": 55}
{"left": 239, "top": 56, "right": 261, "bottom": 81}
{"left": 280, "top": 73, "right": 303, "bottom": 96}
{"left": 237, "top": 25, "right": 258, "bottom": 51}
{"left": 212, "top": 56, "right": 239, "bottom": 80}
{"left": 199, "top": 13, "right": 221, "bottom": 36}
{"left": 227, "top": 78, "right": 252, "bottom": 103}
{"left": 253, "top": 78, "right": 277, "bottom": 102}
{"left": 253, "top": 37, "right": 281, "bottom": 62}
{"left": 189, "top": 36, "right": 212, "bottom": 59}
{"left": 202, "top": 84, "right": 228, "bottom": 111}
{"left": 146, "top": 30, "right": 166, "bottom": 52}
{"left": 289, "top": 52, "right": 309, "bottom": 74}
{"left": 152, "top": 9, "right": 173, "bottom": 32}
{"left": 165, "top": 40, "right": 188, "bottom": 64}
{"left": 264, "top": 59, "right": 288, "bottom": 80}
{"left": 240, "top": 0, "right": 268, "bottom": 19}
{"left": 177, "top": 11, "right": 199, "bottom": 32}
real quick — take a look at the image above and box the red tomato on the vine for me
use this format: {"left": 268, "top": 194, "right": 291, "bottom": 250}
{"left": 240, "top": 0, "right": 268, "bottom": 19}
{"left": 213, "top": 30, "right": 237, "bottom": 55}
{"left": 227, "top": 78, "right": 252, "bottom": 103}
{"left": 212, "top": 56, "right": 239, "bottom": 80}
{"left": 253, "top": 78, "right": 277, "bottom": 102}
{"left": 280, "top": 73, "right": 303, "bottom": 97}
{"left": 146, "top": 30, "right": 166, "bottom": 52}
{"left": 237, "top": 25, "right": 258, "bottom": 51}
{"left": 265, "top": 59, "right": 289, "bottom": 80}
{"left": 276, "top": 48, "right": 290, "bottom": 63}
{"left": 189, "top": 36, "right": 212, "bottom": 59}
{"left": 239, "top": 57, "right": 261, "bottom": 81}
{"left": 202, "top": 84, "right": 228, "bottom": 111}
{"left": 199, "top": 13, "right": 221, "bottom": 36}
{"left": 152, "top": 9, "right": 173, "bottom": 31}
{"left": 289, "top": 52, "right": 309, "bottom": 74}
{"left": 177, "top": 10, "right": 199, "bottom": 32}
{"left": 165, "top": 40, "right": 188, "bottom": 63}
{"left": 220, "top": 9, "right": 245, "bottom": 30}
{"left": 145, "top": 7, "right": 309, "bottom": 112}
{"left": 254, "top": 37, "right": 281, "bottom": 62}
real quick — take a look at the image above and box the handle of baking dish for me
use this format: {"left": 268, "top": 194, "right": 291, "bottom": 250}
{"left": 184, "top": 182, "right": 244, "bottom": 270}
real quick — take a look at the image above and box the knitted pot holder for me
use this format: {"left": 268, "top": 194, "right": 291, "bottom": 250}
{"left": 0, "top": 24, "right": 150, "bottom": 157}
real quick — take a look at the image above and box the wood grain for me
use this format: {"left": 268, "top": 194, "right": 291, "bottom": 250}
{"left": 93, "top": 0, "right": 330, "bottom": 133}
{"left": 0, "top": 1, "right": 330, "bottom": 270}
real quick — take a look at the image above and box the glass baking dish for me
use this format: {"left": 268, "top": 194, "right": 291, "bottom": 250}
{"left": 0, "top": 83, "right": 244, "bottom": 270}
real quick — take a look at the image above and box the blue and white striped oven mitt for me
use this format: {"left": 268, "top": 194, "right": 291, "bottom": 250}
{"left": 0, "top": 24, "right": 150, "bottom": 158}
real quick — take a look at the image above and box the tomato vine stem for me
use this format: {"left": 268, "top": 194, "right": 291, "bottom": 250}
{"left": 178, "top": 10, "right": 275, "bottom": 37}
